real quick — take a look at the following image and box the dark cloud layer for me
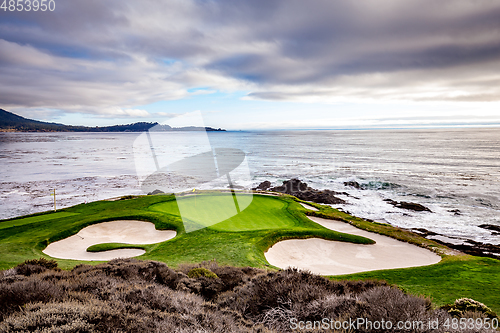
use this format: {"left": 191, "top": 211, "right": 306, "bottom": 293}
{"left": 1, "top": 0, "right": 500, "bottom": 116}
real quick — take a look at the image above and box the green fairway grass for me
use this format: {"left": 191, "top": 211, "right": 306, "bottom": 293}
{"left": 0, "top": 212, "right": 79, "bottom": 230}
{"left": 0, "top": 193, "right": 371, "bottom": 270}
{"left": 1, "top": 192, "right": 499, "bottom": 313}
{"left": 332, "top": 255, "right": 500, "bottom": 313}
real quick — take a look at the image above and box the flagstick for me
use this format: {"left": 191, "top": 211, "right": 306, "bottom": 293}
{"left": 51, "top": 189, "right": 57, "bottom": 212}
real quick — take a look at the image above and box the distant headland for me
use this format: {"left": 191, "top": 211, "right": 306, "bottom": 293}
{"left": 0, "top": 109, "right": 225, "bottom": 132}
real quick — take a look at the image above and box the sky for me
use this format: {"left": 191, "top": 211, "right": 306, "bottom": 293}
{"left": 1, "top": 0, "right": 500, "bottom": 130}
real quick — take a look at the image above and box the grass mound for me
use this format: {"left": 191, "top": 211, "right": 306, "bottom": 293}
{"left": 86, "top": 243, "right": 146, "bottom": 253}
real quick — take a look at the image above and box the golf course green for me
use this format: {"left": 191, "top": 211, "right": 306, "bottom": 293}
{"left": 0, "top": 193, "right": 371, "bottom": 270}
{"left": 1, "top": 192, "right": 499, "bottom": 312}
{"left": 150, "top": 194, "right": 301, "bottom": 231}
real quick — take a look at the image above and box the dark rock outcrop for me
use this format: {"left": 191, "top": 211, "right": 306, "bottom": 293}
{"left": 270, "top": 178, "right": 308, "bottom": 193}
{"left": 478, "top": 224, "right": 500, "bottom": 233}
{"left": 252, "top": 180, "right": 271, "bottom": 191}
{"left": 412, "top": 228, "right": 500, "bottom": 259}
{"left": 344, "top": 181, "right": 362, "bottom": 189}
{"left": 268, "top": 178, "right": 347, "bottom": 205}
{"left": 410, "top": 228, "right": 438, "bottom": 237}
{"left": 384, "top": 199, "right": 432, "bottom": 212}
{"left": 449, "top": 241, "right": 500, "bottom": 259}
{"left": 294, "top": 189, "right": 347, "bottom": 205}
{"left": 147, "top": 189, "right": 165, "bottom": 195}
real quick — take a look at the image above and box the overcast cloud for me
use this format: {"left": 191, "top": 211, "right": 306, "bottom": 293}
{"left": 1, "top": 0, "right": 500, "bottom": 124}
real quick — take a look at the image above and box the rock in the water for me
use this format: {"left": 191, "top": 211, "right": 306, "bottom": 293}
{"left": 252, "top": 180, "right": 272, "bottom": 191}
{"left": 290, "top": 189, "right": 346, "bottom": 205}
{"left": 270, "top": 178, "right": 308, "bottom": 193}
{"left": 269, "top": 178, "right": 346, "bottom": 205}
{"left": 416, "top": 228, "right": 500, "bottom": 259}
{"left": 448, "top": 209, "right": 461, "bottom": 216}
{"left": 384, "top": 199, "right": 432, "bottom": 212}
{"left": 148, "top": 189, "right": 165, "bottom": 195}
{"left": 411, "top": 228, "right": 438, "bottom": 237}
{"left": 436, "top": 239, "right": 500, "bottom": 259}
{"left": 344, "top": 181, "right": 362, "bottom": 189}
{"left": 478, "top": 224, "right": 500, "bottom": 233}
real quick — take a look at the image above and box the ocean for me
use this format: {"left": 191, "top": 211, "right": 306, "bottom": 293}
{"left": 1, "top": 128, "right": 499, "bottom": 245}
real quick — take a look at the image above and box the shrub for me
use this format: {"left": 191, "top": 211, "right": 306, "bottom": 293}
{"left": 14, "top": 264, "right": 47, "bottom": 276}
{"left": 14, "top": 258, "right": 59, "bottom": 276}
{"left": 187, "top": 267, "right": 218, "bottom": 279}
{"left": 0, "top": 268, "right": 16, "bottom": 278}
{"left": 1, "top": 260, "right": 497, "bottom": 333}
{"left": 18, "top": 257, "right": 59, "bottom": 270}
{"left": 442, "top": 297, "right": 498, "bottom": 319}
{"left": 0, "top": 278, "right": 64, "bottom": 321}
{"left": 176, "top": 262, "right": 266, "bottom": 301}
{"left": 217, "top": 267, "right": 387, "bottom": 321}
{"left": 0, "top": 260, "right": 269, "bottom": 332}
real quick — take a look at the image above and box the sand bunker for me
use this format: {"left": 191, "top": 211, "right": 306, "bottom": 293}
{"left": 43, "top": 220, "right": 176, "bottom": 261}
{"left": 298, "top": 202, "right": 319, "bottom": 211}
{"left": 265, "top": 216, "right": 441, "bottom": 275}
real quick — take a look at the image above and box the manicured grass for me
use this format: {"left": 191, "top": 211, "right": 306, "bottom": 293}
{"left": 0, "top": 193, "right": 370, "bottom": 270}
{"left": 146, "top": 193, "right": 373, "bottom": 267}
{"left": 1, "top": 192, "right": 499, "bottom": 313}
{"left": 0, "top": 195, "right": 181, "bottom": 270}
{"left": 332, "top": 255, "right": 500, "bottom": 314}
{"left": 0, "top": 212, "right": 79, "bottom": 230}
{"left": 150, "top": 194, "right": 301, "bottom": 231}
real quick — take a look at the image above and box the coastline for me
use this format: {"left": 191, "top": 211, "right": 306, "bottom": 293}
{"left": 2, "top": 129, "right": 498, "bottom": 251}
{"left": 2, "top": 183, "right": 495, "bottom": 260}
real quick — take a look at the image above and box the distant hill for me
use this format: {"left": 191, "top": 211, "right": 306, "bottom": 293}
{"left": 0, "top": 109, "right": 225, "bottom": 132}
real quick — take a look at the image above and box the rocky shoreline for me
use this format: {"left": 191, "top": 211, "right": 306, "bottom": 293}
{"left": 254, "top": 178, "right": 347, "bottom": 204}
{"left": 411, "top": 227, "right": 500, "bottom": 259}
{"left": 254, "top": 178, "right": 500, "bottom": 260}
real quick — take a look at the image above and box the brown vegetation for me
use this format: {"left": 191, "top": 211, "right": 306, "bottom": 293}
{"left": 0, "top": 259, "right": 496, "bottom": 332}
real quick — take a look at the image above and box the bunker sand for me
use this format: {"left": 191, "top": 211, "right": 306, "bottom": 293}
{"left": 265, "top": 216, "right": 441, "bottom": 275}
{"left": 298, "top": 202, "right": 319, "bottom": 211}
{"left": 43, "top": 220, "right": 176, "bottom": 261}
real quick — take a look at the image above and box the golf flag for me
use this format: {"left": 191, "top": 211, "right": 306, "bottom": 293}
{"left": 192, "top": 188, "right": 196, "bottom": 192}
{"left": 50, "top": 189, "right": 56, "bottom": 211}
